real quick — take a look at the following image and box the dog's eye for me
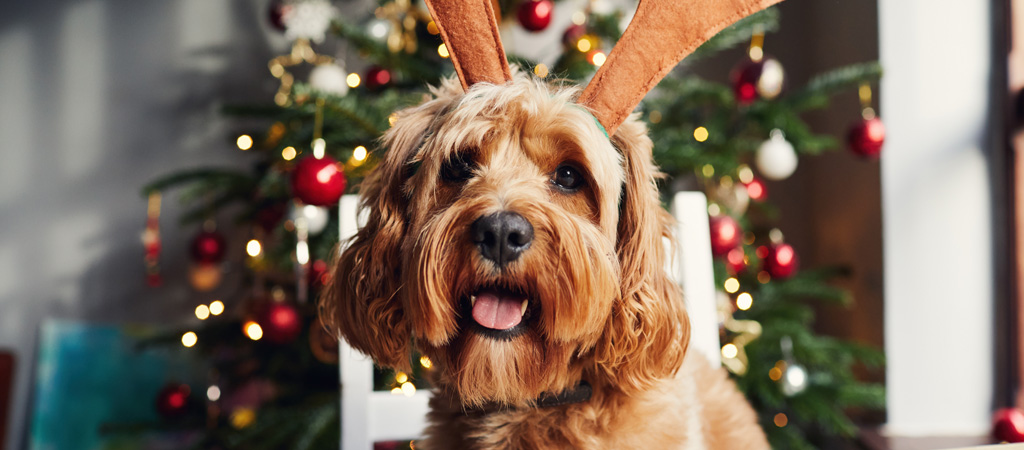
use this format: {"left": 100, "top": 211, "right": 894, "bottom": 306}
{"left": 440, "top": 154, "right": 475, "bottom": 183}
{"left": 552, "top": 164, "right": 585, "bottom": 191}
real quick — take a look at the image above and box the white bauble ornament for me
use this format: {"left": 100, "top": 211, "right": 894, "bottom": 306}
{"left": 291, "top": 204, "right": 330, "bottom": 235}
{"left": 755, "top": 129, "right": 797, "bottom": 180}
{"left": 309, "top": 64, "right": 349, "bottom": 96}
{"left": 282, "top": 0, "right": 337, "bottom": 43}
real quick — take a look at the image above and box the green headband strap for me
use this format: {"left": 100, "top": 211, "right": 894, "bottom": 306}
{"left": 570, "top": 104, "right": 609, "bottom": 139}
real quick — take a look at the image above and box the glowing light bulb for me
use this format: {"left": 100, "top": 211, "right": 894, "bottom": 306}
{"left": 246, "top": 240, "right": 261, "bottom": 257}
{"left": 244, "top": 321, "right": 263, "bottom": 340}
{"left": 282, "top": 146, "right": 297, "bottom": 161}
{"left": 577, "top": 37, "right": 592, "bottom": 53}
{"left": 182, "top": 331, "right": 198, "bottom": 347}
{"left": 693, "top": 126, "right": 709, "bottom": 142}
{"left": 721, "top": 343, "right": 738, "bottom": 359}
{"left": 437, "top": 43, "right": 449, "bottom": 58}
{"left": 419, "top": 355, "right": 432, "bottom": 369}
{"left": 236, "top": 135, "right": 253, "bottom": 150}
{"left": 207, "top": 385, "right": 221, "bottom": 401}
{"left": 209, "top": 300, "right": 224, "bottom": 315}
{"left": 195, "top": 304, "right": 210, "bottom": 320}
{"left": 346, "top": 73, "right": 361, "bottom": 88}
{"left": 736, "top": 292, "right": 753, "bottom": 310}
{"left": 590, "top": 51, "right": 607, "bottom": 67}
{"left": 724, "top": 278, "right": 740, "bottom": 294}
{"left": 395, "top": 372, "right": 409, "bottom": 383}
{"left": 401, "top": 382, "right": 416, "bottom": 396}
{"left": 353, "top": 145, "right": 367, "bottom": 161}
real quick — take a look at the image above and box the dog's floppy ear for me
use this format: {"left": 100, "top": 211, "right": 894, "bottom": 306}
{"left": 594, "top": 117, "right": 690, "bottom": 392}
{"left": 320, "top": 96, "right": 452, "bottom": 371}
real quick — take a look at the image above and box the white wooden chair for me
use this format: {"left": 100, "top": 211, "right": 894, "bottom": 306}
{"left": 335, "top": 191, "right": 720, "bottom": 449}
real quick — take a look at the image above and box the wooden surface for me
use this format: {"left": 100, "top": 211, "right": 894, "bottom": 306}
{"left": 859, "top": 428, "right": 997, "bottom": 450}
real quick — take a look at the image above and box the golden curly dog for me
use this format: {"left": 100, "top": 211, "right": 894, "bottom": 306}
{"left": 319, "top": 71, "right": 768, "bottom": 450}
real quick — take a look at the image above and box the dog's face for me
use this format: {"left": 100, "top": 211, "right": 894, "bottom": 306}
{"left": 322, "top": 74, "right": 688, "bottom": 407}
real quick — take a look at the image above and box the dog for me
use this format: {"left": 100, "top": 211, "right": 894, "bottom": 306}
{"left": 319, "top": 70, "right": 769, "bottom": 449}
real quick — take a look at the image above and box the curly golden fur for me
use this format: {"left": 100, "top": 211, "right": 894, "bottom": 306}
{"left": 320, "top": 72, "right": 768, "bottom": 449}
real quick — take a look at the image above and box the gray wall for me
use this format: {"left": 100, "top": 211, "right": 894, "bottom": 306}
{"left": 0, "top": 1, "right": 283, "bottom": 447}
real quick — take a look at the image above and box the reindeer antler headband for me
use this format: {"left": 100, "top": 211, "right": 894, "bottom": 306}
{"left": 424, "top": 0, "right": 781, "bottom": 136}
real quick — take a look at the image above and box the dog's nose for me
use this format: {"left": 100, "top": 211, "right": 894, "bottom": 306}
{"left": 471, "top": 211, "right": 534, "bottom": 267}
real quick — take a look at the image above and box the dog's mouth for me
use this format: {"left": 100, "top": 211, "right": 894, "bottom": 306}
{"left": 462, "top": 285, "right": 535, "bottom": 340}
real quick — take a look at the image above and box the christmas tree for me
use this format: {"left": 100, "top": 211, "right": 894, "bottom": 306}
{"left": 130, "top": 1, "right": 884, "bottom": 449}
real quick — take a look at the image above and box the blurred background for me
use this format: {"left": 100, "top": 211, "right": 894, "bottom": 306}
{"left": 0, "top": 0, "right": 1018, "bottom": 449}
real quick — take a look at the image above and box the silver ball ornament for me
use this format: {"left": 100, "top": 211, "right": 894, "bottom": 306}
{"left": 309, "top": 64, "right": 350, "bottom": 97}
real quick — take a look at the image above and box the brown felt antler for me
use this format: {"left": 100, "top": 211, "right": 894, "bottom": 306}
{"left": 579, "top": 0, "right": 781, "bottom": 135}
{"left": 425, "top": 0, "right": 780, "bottom": 135}
{"left": 423, "top": 0, "right": 511, "bottom": 89}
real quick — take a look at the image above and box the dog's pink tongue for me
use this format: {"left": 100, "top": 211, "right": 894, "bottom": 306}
{"left": 471, "top": 291, "right": 524, "bottom": 330}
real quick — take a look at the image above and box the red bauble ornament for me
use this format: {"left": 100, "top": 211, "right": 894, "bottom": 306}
{"left": 190, "top": 231, "right": 226, "bottom": 263}
{"left": 764, "top": 243, "right": 799, "bottom": 279}
{"left": 731, "top": 57, "right": 785, "bottom": 104}
{"left": 268, "top": 0, "right": 289, "bottom": 32}
{"left": 994, "top": 408, "right": 1024, "bottom": 442}
{"left": 562, "top": 24, "right": 586, "bottom": 47}
{"left": 743, "top": 177, "right": 768, "bottom": 202}
{"left": 517, "top": 0, "right": 553, "bottom": 32}
{"left": 364, "top": 66, "right": 392, "bottom": 90}
{"left": 725, "top": 247, "right": 747, "bottom": 275}
{"left": 709, "top": 215, "right": 742, "bottom": 257}
{"left": 259, "top": 302, "right": 303, "bottom": 344}
{"left": 291, "top": 156, "right": 347, "bottom": 206}
{"left": 847, "top": 116, "right": 886, "bottom": 158}
{"left": 155, "top": 383, "right": 191, "bottom": 419}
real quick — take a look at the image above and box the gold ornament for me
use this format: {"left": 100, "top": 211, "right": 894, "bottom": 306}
{"left": 717, "top": 292, "right": 762, "bottom": 375}
{"left": 721, "top": 317, "right": 761, "bottom": 375}
{"left": 188, "top": 263, "right": 222, "bottom": 292}
{"left": 230, "top": 407, "right": 256, "bottom": 429}
{"left": 376, "top": 0, "right": 431, "bottom": 53}
{"left": 268, "top": 39, "right": 335, "bottom": 106}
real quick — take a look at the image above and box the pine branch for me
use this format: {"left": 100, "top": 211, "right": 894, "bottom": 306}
{"left": 784, "top": 62, "right": 883, "bottom": 111}
{"left": 689, "top": 8, "right": 781, "bottom": 61}
{"left": 141, "top": 168, "right": 254, "bottom": 197}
